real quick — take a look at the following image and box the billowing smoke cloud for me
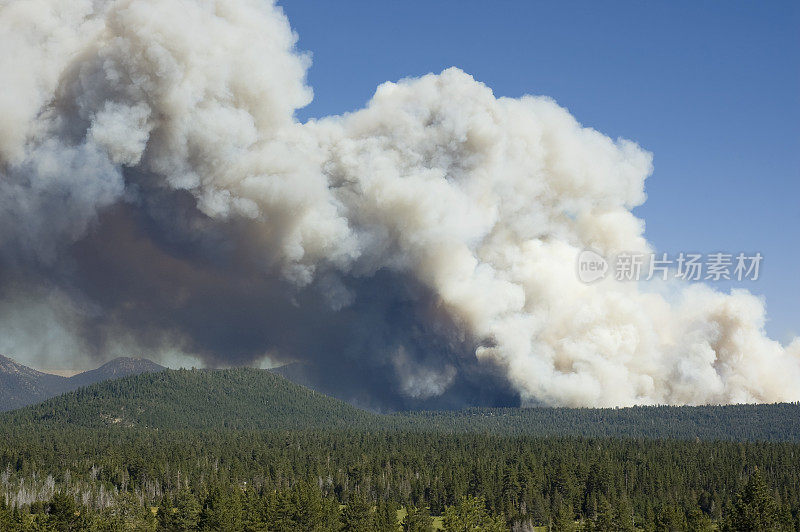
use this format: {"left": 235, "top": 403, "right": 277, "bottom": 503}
{"left": 1, "top": 0, "right": 798, "bottom": 409}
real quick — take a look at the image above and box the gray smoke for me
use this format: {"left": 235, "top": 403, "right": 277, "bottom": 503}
{"left": 1, "top": 0, "right": 798, "bottom": 409}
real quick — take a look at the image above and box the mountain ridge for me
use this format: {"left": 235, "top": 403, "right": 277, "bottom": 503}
{"left": 0, "top": 354, "right": 70, "bottom": 411}
{"left": 67, "top": 357, "right": 166, "bottom": 389}
{"left": 0, "top": 355, "right": 166, "bottom": 411}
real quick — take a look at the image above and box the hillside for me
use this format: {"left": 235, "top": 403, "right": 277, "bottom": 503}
{"left": 1, "top": 367, "right": 379, "bottom": 430}
{"left": 3, "top": 366, "right": 800, "bottom": 441}
{"left": 0, "top": 355, "right": 165, "bottom": 412}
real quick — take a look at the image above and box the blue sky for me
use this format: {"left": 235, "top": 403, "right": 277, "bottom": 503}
{"left": 280, "top": 0, "right": 799, "bottom": 343}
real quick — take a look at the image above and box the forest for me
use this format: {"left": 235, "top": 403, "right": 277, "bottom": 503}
{"left": 1, "top": 368, "right": 798, "bottom": 531}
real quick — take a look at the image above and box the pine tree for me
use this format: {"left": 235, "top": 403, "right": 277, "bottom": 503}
{"left": 241, "top": 490, "right": 268, "bottom": 532}
{"left": 442, "top": 496, "right": 506, "bottom": 532}
{"left": 341, "top": 492, "right": 373, "bottom": 532}
{"left": 595, "top": 496, "right": 615, "bottom": 532}
{"left": 157, "top": 495, "right": 177, "bottom": 531}
{"left": 173, "top": 490, "right": 202, "bottom": 531}
{"left": 46, "top": 492, "right": 85, "bottom": 532}
{"left": 375, "top": 499, "right": 400, "bottom": 532}
{"left": 199, "top": 487, "right": 242, "bottom": 531}
{"left": 686, "top": 506, "right": 713, "bottom": 532}
{"left": 0, "top": 499, "right": 13, "bottom": 532}
{"left": 655, "top": 503, "right": 686, "bottom": 532}
{"left": 552, "top": 502, "right": 577, "bottom": 532}
{"left": 728, "top": 469, "right": 782, "bottom": 531}
{"left": 615, "top": 495, "right": 636, "bottom": 532}
{"left": 402, "top": 504, "right": 433, "bottom": 532}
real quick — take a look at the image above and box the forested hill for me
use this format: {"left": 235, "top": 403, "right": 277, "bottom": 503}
{"left": 2, "top": 367, "right": 800, "bottom": 441}
{"left": 0, "top": 368, "right": 379, "bottom": 431}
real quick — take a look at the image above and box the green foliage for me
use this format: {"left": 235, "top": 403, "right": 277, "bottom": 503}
{"left": 173, "top": 490, "right": 202, "bottom": 531}
{"left": 374, "top": 499, "right": 400, "bottom": 532}
{"left": 1, "top": 368, "right": 376, "bottom": 431}
{"left": 615, "top": 496, "right": 636, "bottom": 532}
{"left": 45, "top": 492, "right": 85, "bottom": 532}
{"left": 686, "top": 506, "right": 713, "bottom": 532}
{"left": 156, "top": 489, "right": 203, "bottom": 531}
{"left": 0, "top": 368, "right": 798, "bottom": 531}
{"left": 655, "top": 503, "right": 687, "bottom": 532}
{"left": 340, "top": 492, "right": 372, "bottom": 531}
{"left": 88, "top": 491, "right": 155, "bottom": 531}
{"left": 241, "top": 489, "right": 268, "bottom": 532}
{"left": 402, "top": 504, "right": 433, "bottom": 532}
{"left": 442, "top": 496, "right": 506, "bottom": 531}
{"left": 397, "top": 402, "right": 800, "bottom": 441}
{"left": 199, "top": 487, "right": 243, "bottom": 531}
{"left": 3, "top": 368, "right": 800, "bottom": 441}
{"left": 265, "top": 482, "right": 340, "bottom": 532}
{"left": 552, "top": 502, "right": 577, "bottom": 532}
{"left": 727, "top": 469, "right": 784, "bottom": 531}
{"left": 595, "top": 497, "right": 616, "bottom": 531}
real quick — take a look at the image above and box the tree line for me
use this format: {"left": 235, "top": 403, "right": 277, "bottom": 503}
{"left": 1, "top": 428, "right": 799, "bottom": 530}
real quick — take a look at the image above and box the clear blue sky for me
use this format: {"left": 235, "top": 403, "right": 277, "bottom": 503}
{"left": 280, "top": 0, "right": 800, "bottom": 343}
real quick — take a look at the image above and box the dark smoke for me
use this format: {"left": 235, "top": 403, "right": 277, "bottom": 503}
{"left": 1, "top": 0, "right": 797, "bottom": 408}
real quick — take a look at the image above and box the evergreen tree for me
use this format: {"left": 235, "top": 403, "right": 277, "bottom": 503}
{"left": 728, "top": 469, "right": 782, "bottom": 531}
{"left": 655, "top": 503, "right": 686, "bottom": 532}
{"left": 0, "top": 499, "right": 9, "bottom": 530}
{"left": 241, "top": 490, "right": 268, "bottom": 532}
{"left": 375, "top": 499, "right": 400, "bottom": 532}
{"left": 402, "top": 504, "right": 433, "bottom": 532}
{"left": 199, "top": 487, "right": 243, "bottom": 531}
{"left": 615, "top": 495, "right": 636, "bottom": 532}
{"left": 1, "top": 371, "right": 800, "bottom": 532}
{"left": 47, "top": 492, "right": 85, "bottom": 532}
{"left": 442, "top": 496, "right": 506, "bottom": 532}
{"left": 594, "top": 496, "right": 616, "bottom": 532}
{"left": 173, "top": 490, "right": 202, "bottom": 531}
{"left": 0, "top": 499, "right": 23, "bottom": 532}
{"left": 686, "top": 506, "right": 713, "bottom": 532}
{"left": 265, "top": 483, "right": 339, "bottom": 532}
{"left": 90, "top": 491, "right": 155, "bottom": 531}
{"left": 340, "top": 492, "right": 372, "bottom": 532}
{"left": 157, "top": 495, "right": 177, "bottom": 531}
{"left": 552, "top": 502, "right": 577, "bottom": 532}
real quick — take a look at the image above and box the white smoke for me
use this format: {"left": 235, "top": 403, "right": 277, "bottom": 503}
{"left": 1, "top": 0, "right": 798, "bottom": 406}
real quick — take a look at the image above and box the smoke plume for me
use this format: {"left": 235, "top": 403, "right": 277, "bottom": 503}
{"left": 1, "top": 0, "right": 798, "bottom": 409}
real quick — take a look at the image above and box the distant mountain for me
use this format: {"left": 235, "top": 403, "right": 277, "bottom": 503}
{"left": 0, "top": 355, "right": 70, "bottom": 411}
{"left": 2, "top": 367, "right": 378, "bottom": 430}
{"left": 0, "top": 355, "right": 165, "bottom": 412}
{"left": 67, "top": 357, "right": 166, "bottom": 389}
